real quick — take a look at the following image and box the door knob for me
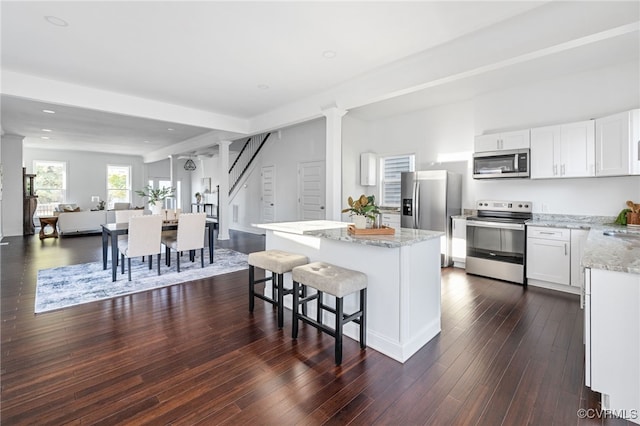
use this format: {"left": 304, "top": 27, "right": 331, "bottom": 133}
{"left": 270, "top": 203, "right": 274, "bottom": 206}
{"left": 320, "top": 206, "right": 325, "bottom": 210}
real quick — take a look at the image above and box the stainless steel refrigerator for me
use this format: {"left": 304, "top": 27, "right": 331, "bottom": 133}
{"left": 401, "top": 170, "right": 462, "bottom": 266}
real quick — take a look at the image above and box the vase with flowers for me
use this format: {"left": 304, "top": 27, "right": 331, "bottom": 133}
{"left": 342, "top": 194, "right": 380, "bottom": 229}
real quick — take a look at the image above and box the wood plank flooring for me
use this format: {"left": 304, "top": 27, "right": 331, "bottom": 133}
{"left": 0, "top": 231, "right": 629, "bottom": 425}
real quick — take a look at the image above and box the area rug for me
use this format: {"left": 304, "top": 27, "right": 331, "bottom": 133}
{"left": 35, "top": 248, "right": 248, "bottom": 313}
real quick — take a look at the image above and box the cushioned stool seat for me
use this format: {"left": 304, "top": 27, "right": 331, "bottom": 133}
{"left": 248, "top": 250, "right": 309, "bottom": 328}
{"left": 292, "top": 261, "right": 367, "bottom": 365}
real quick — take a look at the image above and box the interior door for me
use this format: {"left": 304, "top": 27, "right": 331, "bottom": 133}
{"left": 298, "top": 161, "right": 325, "bottom": 220}
{"left": 261, "top": 166, "right": 275, "bottom": 223}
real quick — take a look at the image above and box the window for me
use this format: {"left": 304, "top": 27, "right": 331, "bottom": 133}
{"left": 34, "top": 160, "right": 67, "bottom": 216}
{"left": 380, "top": 154, "right": 415, "bottom": 207}
{"left": 107, "top": 165, "right": 131, "bottom": 209}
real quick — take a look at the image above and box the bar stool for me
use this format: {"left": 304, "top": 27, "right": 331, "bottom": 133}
{"left": 291, "top": 261, "right": 367, "bottom": 365}
{"left": 248, "top": 250, "right": 309, "bottom": 329}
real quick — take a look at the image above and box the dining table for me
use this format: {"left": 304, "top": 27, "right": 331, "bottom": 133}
{"left": 101, "top": 218, "right": 218, "bottom": 282}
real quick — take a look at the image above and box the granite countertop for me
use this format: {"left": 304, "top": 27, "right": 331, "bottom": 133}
{"left": 255, "top": 220, "right": 442, "bottom": 248}
{"left": 305, "top": 227, "right": 443, "bottom": 248}
{"left": 253, "top": 220, "right": 348, "bottom": 235}
{"left": 526, "top": 218, "right": 640, "bottom": 274}
{"left": 581, "top": 226, "right": 640, "bottom": 274}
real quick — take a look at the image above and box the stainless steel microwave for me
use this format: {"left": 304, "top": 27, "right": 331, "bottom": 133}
{"left": 473, "top": 149, "right": 530, "bottom": 179}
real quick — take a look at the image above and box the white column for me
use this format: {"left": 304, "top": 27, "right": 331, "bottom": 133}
{"left": 217, "top": 140, "right": 232, "bottom": 240}
{"left": 0, "top": 133, "right": 25, "bottom": 237}
{"left": 322, "top": 106, "right": 348, "bottom": 221}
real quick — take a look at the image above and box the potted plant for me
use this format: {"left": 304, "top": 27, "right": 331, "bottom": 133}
{"left": 195, "top": 192, "right": 202, "bottom": 204}
{"left": 135, "top": 185, "right": 174, "bottom": 214}
{"left": 342, "top": 194, "right": 380, "bottom": 229}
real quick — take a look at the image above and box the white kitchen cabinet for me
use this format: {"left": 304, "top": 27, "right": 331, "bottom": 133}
{"left": 570, "top": 229, "right": 589, "bottom": 288}
{"left": 585, "top": 268, "right": 640, "bottom": 422}
{"left": 474, "top": 129, "right": 530, "bottom": 152}
{"left": 451, "top": 217, "right": 466, "bottom": 268}
{"left": 530, "top": 120, "right": 595, "bottom": 179}
{"left": 381, "top": 212, "right": 400, "bottom": 229}
{"left": 360, "top": 153, "right": 377, "bottom": 186}
{"left": 595, "top": 108, "right": 640, "bottom": 176}
{"left": 527, "top": 227, "right": 571, "bottom": 285}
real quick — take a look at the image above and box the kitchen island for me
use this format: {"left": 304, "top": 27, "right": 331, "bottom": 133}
{"left": 254, "top": 220, "right": 444, "bottom": 363}
{"left": 582, "top": 227, "right": 640, "bottom": 424}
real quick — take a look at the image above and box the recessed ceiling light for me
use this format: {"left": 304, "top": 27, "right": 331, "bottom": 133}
{"left": 44, "top": 16, "right": 69, "bottom": 27}
{"left": 322, "top": 50, "right": 337, "bottom": 59}
{"left": 144, "top": 140, "right": 150, "bottom": 143}
{"left": 41, "top": 136, "right": 50, "bottom": 140}
{"left": 167, "top": 128, "right": 174, "bottom": 131}
{"left": 41, "top": 128, "right": 52, "bottom": 132}
{"left": 257, "top": 84, "right": 270, "bottom": 90}
{"left": 42, "top": 109, "right": 56, "bottom": 114}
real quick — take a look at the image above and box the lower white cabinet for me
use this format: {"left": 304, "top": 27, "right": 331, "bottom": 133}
{"left": 452, "top": 217, "right": 466, "bottom": 267}
{"left": 527, "top": 226, "right": 588, "bottom": 293}
{"left": 527, "top": 227, "right": 570, "bottom": 285}
{"left": 570, "top": 229, "right": 589, "bottom": 287}
{"left": 585, "top": 268, "right": 640, "bottom": 422}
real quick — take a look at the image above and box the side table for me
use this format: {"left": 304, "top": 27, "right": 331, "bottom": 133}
{"left": 39, "top": 216, "right": 59, "bottom": 240}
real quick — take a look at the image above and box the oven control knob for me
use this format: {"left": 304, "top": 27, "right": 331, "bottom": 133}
{"left": 518, "top": 204, "right": 523, "bottom": 208}
{"left": 524, "top": 204, "right": 529, "bottom": 208}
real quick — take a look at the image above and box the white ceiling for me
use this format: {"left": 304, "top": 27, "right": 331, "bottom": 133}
{"left": 1, "top": 1, "right": 638, "bottom": 159}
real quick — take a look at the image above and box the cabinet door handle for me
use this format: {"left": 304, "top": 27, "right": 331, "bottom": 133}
{"left": 564, "top": 243, "right": 568, "bottom": 256}
{"left": 561, "top": 164, "right": 566, "bottom": 175}
{"left": 553, "top": 164, "right": 557, "bottom": 176}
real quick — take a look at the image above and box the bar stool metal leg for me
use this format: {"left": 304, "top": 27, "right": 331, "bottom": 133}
{"left": 335, "top": 297, "right": 344, "bottom": 365}
{"left": 249, "top": 265, "right": 255, "bottom": 312}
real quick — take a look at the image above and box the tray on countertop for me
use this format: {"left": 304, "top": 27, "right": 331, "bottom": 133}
{"left": 347, "top": 225, "right": 395, "bottom": 235}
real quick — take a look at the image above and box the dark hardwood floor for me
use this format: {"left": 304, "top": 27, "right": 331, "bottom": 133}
{"left": 0, "top": 230, "right": 627, "bottom": 425}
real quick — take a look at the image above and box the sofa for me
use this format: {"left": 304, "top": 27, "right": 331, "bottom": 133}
{"left": 54, "top": 204, "right": 117, "bottom": 235}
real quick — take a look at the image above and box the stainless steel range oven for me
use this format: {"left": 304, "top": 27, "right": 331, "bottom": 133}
{"left": 466, "top": 200, "right": 532, "bottom": 284}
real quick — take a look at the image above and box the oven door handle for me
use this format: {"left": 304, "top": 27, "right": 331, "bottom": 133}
{"left": 466, "top": 221, "right": 525, "bottom": 231}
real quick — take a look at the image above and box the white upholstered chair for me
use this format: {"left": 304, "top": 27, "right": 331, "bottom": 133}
{"left": 118, "top": 214, "right": 163, "bottom": 281}
{"left": 161, "top": 213, "right": 206, "bottom": 272}
{"left": 113, "top": 202, "right": 132, "bottom": 210}
{"left": 114, "top": 209, "right": 144, "bottom": 224}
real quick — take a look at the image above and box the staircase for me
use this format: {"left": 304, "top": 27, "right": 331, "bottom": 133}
{"left": 228, "top": 132, "right": 271, "bottom": 195}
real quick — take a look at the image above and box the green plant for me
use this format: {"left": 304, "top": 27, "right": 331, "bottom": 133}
{"left": 615, "top": 208, "right": 631, "bottom": 225}
{"left": 135, "top": 185, "right": 174, "bottom": 206}
{"left": 342, "top": 194, "right": 380, "bottom": 220}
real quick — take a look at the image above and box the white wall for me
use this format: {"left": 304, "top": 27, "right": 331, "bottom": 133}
{"left": 343, "top": 61, "right": 640, "bottom": 217}
{"left": 23, "top": 148, "right": 146, "bottom": 210}
{"left": 146, "top": 157, "right": 192, "bottom": 210}
{"left": 1, "top": 134, "right": 25, "bottom": 237}
{"left": 229, "top": 119, "right": 325, "bottom": 233}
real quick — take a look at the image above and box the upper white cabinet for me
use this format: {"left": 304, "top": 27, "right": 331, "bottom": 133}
{"left": 360, "top": 153, "right": 376, "bottom": 186}
{"left": 474, "top": 129, "right": 530, "bottom": 152}
{"left": 530, "top": 120, "right": 595, "bottom": 179}
{"left": 595, "top": 109, "right": 640, "bottom": 176}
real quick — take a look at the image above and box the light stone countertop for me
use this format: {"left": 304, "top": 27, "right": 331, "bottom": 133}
{"left": 526, "top": 219, "right": 640, "bottom": 274}
{"left": 581, "top": 226, "right": 640, "bottom": 274}
{"left": 253, "top": 220, "right": 348, "bottom": 235}
{"left": 255, "top": 220, "right": 443, "bottom": 248}
{"left": 305, "top": 226, "right": 443, "bottom": 248}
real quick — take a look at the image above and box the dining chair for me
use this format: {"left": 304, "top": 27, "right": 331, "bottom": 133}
{"left": 115, "top": 209, "right": 144, "bottom": 223}
{"left": 118, "top": 214, "right": 163, "bottom": 281}
{"left": 161, "top": 212, "right": 206, "bottom": 272}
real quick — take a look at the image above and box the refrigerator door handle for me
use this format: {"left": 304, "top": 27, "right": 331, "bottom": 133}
{"left": 414, "top": 181, "right": 420, "bottom": 229}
